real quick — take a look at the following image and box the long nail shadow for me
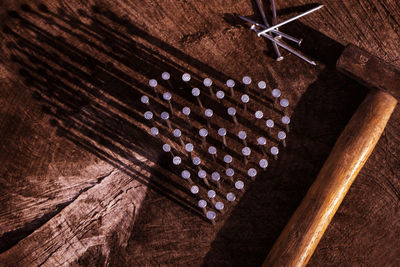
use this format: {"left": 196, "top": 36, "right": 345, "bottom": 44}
{"left": 202, "top": 22, "right": 368, "bottom": 266}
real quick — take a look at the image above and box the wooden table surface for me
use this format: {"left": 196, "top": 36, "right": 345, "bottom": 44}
{"left": 0, "top": 0, "right": 399, "bottom": 266}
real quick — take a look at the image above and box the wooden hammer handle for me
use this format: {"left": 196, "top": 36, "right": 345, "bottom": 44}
{"left": 263, "top": 89, "right": 397, "bottom": 267}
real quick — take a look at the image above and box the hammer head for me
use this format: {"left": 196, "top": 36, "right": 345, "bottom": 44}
{"left": 337, "top": 44, "right": 400, "bottom": 102}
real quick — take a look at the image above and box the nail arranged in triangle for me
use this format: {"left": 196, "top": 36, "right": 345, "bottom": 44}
{"left": 149, "top": 79, "right": 158, "bottom": 96}
{"left": 255, "top": 110, "right": 264, "bottom": 120}
{"left": 226, "top": 192, "right": 236, "bottom": 202}
{"left": 198, "top": 169, "right": 210, "bottom": 187}
{"left": 190, "top": 185, "right": 200, "bottom": 195}
{"left": 266, "top": 119, "right": 274, "bottom": 136}
{"left": 216, "top": 90, "right": 225, "bottom": 102}
{"left": 211, "top": 171, "right": 221, "bottom": 188}
{"left": 173, "top": 128, "right": 185, "bottom": 147}
{"left": 182, "top": 106, "right": 192, "bottom": 127}
{"left": 163, "top": 92, "right": 173, "bottom": 113}
{"left": 162, "top": 143, "right": 174, "bottom": 157}
{"left": 282, "top": 115, "right": 291, "bottom": 132}
{"left": 241, "top": 146, "right": 251, "bottom": 165}
{"left": 270, "top": 146, "right": 279, "bottom": 160}
{"left": 182, "top": 73, "right": 191, "bottom": 83}
{"left": 203, "top": 78, "right": 215, "bottom": 98}
{"left": 206, "top": 210, "right": 216, "bottom": 226}
{"left": 242, "top": 76, "right": 252, "bottom": 93}
{"left": 278, "top": 131, "right": 287, "bottom": 147}
{"left": 227, "top": 107, "right": 238, "bottom": 125}
{"left": 198, "top": 199, "right": 208, "bottom": 216}
{"left": 144, "top": 110, "right": 153, "bottom": 122}
{"left": 238, "top": 130, "right": 247, "bottom": 146}
{"left": 208, "top": 145, "right": 217, "bottom": 160}
{"left": 162, "top": 71, "right": 173, "bottom": 89}
{"left": 185, "top": 143, "right": 194, "bottom": 158}
{"left": 248, "top": 168, "right": 257, "bottom": 181}
{"left": 258, "top": 81, "right": 267, "bottom": 90}
{"left": 172, "top": 156, "right": 182, "bottom": 166}
{"left": 223, "top": 154, "right": 233, "bottom": 169}
{"left": 192, "top": 156, "right": 202, "bottom": 171}
{"left": 272, "top": 88, "right": 281, "bottom": 105}
{"left": 235, "top": 180, "right": 245, "bottom": 191}
{"left": 280, "top": 98, "right": 289, "bottom": 115}
{"left": 161, "top": 111, "right": 172, "bottom": 129}
{"left": 199, "top": 128, "right": 208, "bottom": 146}
{"left": 225, "top": 168, "right": 235, "bottom": 182}
{"left": 204, "top": 108, "right": 213, "bottom": 128}
{"left": 241, "top": 94, "right": 249, "bottom": 111}
{"left": 141, "top": 95, "right": 150, "bottom": 105}
{"left": 150, "top": 127, "right": 159, "bottom": 136}
{"left": 215, "top": 201, "right": 224, "bottom": 213}
{"left": 226, "top": 79, "right": 235, "bottom": 97}
{"left": 192, "top": 87, "right": 204, "bottom": 108}
{"left": 218, "top": 127, "right": 227, "bottom": 148}
{"left": 259, "top": 158, "right": 268, "bottom": 171}
{"left": 207, "top": 189, "right": 217, "bottom": 205}
{"left": 181, "top": 169, "right": 193, "bottom": 184}
{"left": 257, "top": 136, "right": 267, "bottom": 156}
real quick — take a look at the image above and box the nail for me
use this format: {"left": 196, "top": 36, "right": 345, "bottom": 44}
{"left": 280, "top": 98, "right": 289, "bottom": 115}
{"left": 226, "top": 192, "right": 236, "bottom": 202}
{"left": 206, "top": 210, "right": 216, "bottom": 225}
{"left": 192, "top": 156, "right": 202, "bottom": 171}
{"left": 259, "top": 158, "right": 268, "bottom": 171}
{"left": 272, "top": 88, "right": 281, "bottom": 105}
{"left": 215, "top": 201, "right": 224, "bottom": 213}
{"left": 162, "top": 72, "right": 173, "bottom": 89}
{"left": 227, "top": 107, "right": 238, "bottom": 125}
{"left": 182, "top": 73, "right": 191, "bottom": 83}
{"left": 192, "top": 87, "right": 204, "bottom": 108}
{"left": 149, "top": 79, "right": 158, "bottom": 96}
{"left": 258, "top": 81, "right": 267, "bottom": 90}
{"left": 257, "top": 5, "right": 324, "bottom": 36}
{"left": 207, "top": 189, "right": 217, "bottom": 205}
{"left": 226, "top": 79, "right": 235, "bottom": 97}
{"left": 257, "top": 137, "right": 267, "bottom": 156}
{"left": 190, "top": 185, "right": 200, "bottom": 196}
{"left": 162, "top": 143, "right": 174, "bottom": 157}
{"left": 281, "top": 116, "right": 291, "bottom": 133}
{"left": 218, "top": 128, "right": 227, "bottom": 148}
{"left": 173, "top": 128, "right": 185, "bottom": 147}
{"left": 150, "top": 127, "right": 159, "bottom": 136}
{"left": 270, "top": 146, "right": 279, "bottom": 160}
{"left": 211, "top": 172, "right": 221, "bottom": 188}
{"left": 203, "top": 78, "right": 215, "bottom": 98}
{"left": 223, "top": 154, "right": 233, "bottom": 169}
{"left": 198, "top": 169, "right": 210, "bottom": 187}
{"left": 241, "top": 94, "right": 249, "bottom": 111}
{"left": 266, "top": 119, "right": 274, "bottom": 136}
{"left": 216, "top": 90, "right": 225, "bottom": 102}
{"left": 255, "top": 110, "right": 264, "bottom": 120}
{"left": 204, "top": 108, "right": 213, "bottom": 129}
{"left": 185, "top": 143, "right": 194, "bottom": 158}
{"left": 238, "top": 15, "right": 302, "bottom": 46}
{"left": 241, "top": 146, "right": 251, "bottom": 165}
{"left": 181, "top": 170, "right": 193, "bottom": 184}
{"left": 235, "top": 180, "right": 245, "bottom": 191}
{"left": 242, "top": 76, "right": 251, "bottom": 93}
{"left": 238, "top": 130, "right": 247, "bottom": 146}
{"left": 198, "top": 199, "right": 208, "bottom": 215}
{"left": 161, "top": 111, "right": 172, "bottom": 129}
{"left": 278, "top": 131, "right": 287, "bottom": 147}
{"left": 199, "top": 128, "right": 208, "bottom": 146}
{"left": 141, "top": 95, "right": 149, "bottom": 105}
{"left": 248, "top": 168, "right": 257, "bottom": 181}
{"left": 172, "top": 156, "right": 182, "bottom": 166}
{"left": 254, "top": 0, "right": 283, "bottom": 60}
{"left": 144, "top": 111, "right": 153, "bottom": 122}
{"left": 208, "top": 146, "right": 217, "bottom": 160}
{"left": 163, "top": 92, "right": 173, "bottom": 113}
{"left": 225, "top": 168, "right": 235, "bottom": 181}
{"left": 182, "top": 106, "right": 192, "bottom": 128}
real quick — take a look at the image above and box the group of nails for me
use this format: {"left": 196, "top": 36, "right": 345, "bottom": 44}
{"left": 239, "top": 0, "right": 323, "bottom": 65}
{"left": 141, "top": 71, "right": 290, "bottom": 225}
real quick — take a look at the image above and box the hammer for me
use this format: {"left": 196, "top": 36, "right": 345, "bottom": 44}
{"left": 263, "top": 44, "right": 399, "bottom": 267}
